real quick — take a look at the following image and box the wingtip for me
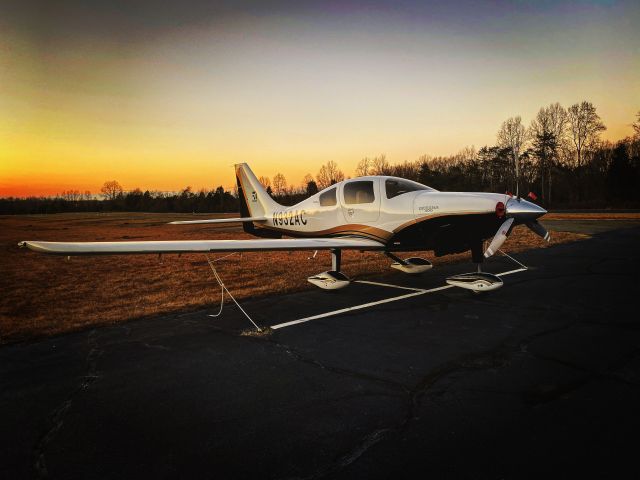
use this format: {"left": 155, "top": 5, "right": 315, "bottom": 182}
{"left": 167, "top": 220, "right": 201, "bottom": 224}
{"left": 18, "top": 241, "right": 43, "bottom": 251}
{"left": 18, "top": 241, "right": 57, "bottom": 253}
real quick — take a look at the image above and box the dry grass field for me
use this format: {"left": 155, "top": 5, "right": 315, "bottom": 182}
{"left": 0, "top": 212, "right": 591, "bottom": 344}
{"left": 544, "top": 212, "right": 640, "bottom": 220}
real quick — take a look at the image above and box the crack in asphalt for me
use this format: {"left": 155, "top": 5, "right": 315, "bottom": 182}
{"left": 274, "top": 340, "right": 515, "bottom": 480}
{"left": 32, "top": 330, "right": 103, "bottom": 479}
{"left": 526, "top": 346, "right": 640, "bottom": 392}
{"left": 141, "top": 341, "right": 170, "bottom": 350}
{"left": 266, "top": 339, "right": 409, "bottom": 394}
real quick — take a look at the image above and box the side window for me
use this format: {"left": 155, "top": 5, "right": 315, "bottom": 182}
{"left": 344, "top": 181, "right": 375, "bottom": 205}
{"left": 319, "top": 187, "right": 337, "bottom": 207}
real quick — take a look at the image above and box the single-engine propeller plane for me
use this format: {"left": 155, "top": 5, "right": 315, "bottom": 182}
{"left": 19, "top": 163, "right": 550, "bottom": 292}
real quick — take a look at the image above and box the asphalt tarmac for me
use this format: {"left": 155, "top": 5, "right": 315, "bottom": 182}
{"left": 2, "top": 220, "right": 639, "bottom": 479}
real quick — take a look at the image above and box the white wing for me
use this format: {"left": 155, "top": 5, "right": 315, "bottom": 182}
{"left": 168, "top": 217, "right": 266, "bottom": 225}
{"left": 18, "top": 238, "right": 384, "bottom": 255}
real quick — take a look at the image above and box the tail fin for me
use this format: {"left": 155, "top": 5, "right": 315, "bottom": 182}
{"left": 235, "top": 163, "right": 281, "bottom": 219}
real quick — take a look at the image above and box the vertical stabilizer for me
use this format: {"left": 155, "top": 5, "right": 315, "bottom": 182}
{"left": 235, "top": 163, "right": 281, "bottom": 219}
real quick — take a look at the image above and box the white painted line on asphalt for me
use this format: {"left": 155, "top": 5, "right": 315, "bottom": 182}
{"left": 495, "top": 268, "right": 528, "bottom": 277}
{"left": 270, "top": 289, "right": 434, "bottom": 330}
{"left": 354, "top": 279, "right": 426, "bottom": 292}
{"left": 270, "top": 267, "right": 528, "bottom": 330}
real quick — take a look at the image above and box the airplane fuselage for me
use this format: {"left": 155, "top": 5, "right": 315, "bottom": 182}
{"left": 239, "top": 175, "right": 539, "bottom": 256}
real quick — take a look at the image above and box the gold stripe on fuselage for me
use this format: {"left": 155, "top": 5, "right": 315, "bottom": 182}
{"left": 258, "top": 211, "right": 492, "bottom": 244}
{"left": 258, "top": 223, "right": 392, "bottom": 243}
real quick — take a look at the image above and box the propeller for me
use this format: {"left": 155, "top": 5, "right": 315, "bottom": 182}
{"left": 484, "top": 218, "right": 514, "bottom": 258}
{"left": 525, "top": 220, "right": 551, "bottom": 242}
{"left": 484, "top": 202, "right": 551, "bottom": 258}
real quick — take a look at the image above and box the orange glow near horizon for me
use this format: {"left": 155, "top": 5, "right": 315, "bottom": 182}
{"left": 1, "top": 1, "right": 638, "bottom": 198}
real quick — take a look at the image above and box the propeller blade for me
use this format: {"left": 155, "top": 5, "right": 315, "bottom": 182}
{"left": 484, "top": 218, "right": 515, "bottom": 258}
{"left": 526, "top": 220, "right": 551, "bottom": 242}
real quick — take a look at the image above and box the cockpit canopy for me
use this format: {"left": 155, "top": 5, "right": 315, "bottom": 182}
{"left": 315, "top": 176, "right": 436, "bottom": 207}
{"left": 384, "top": 177, "right": 436, "bottom": 199}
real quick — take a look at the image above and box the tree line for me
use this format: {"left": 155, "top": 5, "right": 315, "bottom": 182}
{"left": 1, "top": 102, "right": 638, "bottom": 214}
{"left": 0, "top": 185, "right": 240, "bottom": 215}
{"left": 275, "top": 102, "right": 639, "bottom": 208}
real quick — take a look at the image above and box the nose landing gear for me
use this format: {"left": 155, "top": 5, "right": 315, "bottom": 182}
{"left": 445, "top": 240, "right": 503, "bottom": 293}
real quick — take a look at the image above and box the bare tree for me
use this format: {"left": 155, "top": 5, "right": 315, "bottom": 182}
{"left": 301, "top": 173, "right": 318, "bottom": 195}
{"left": 530, "top": 103, "right": 568, "bottom": 142}
{"left": 302, "top": 173, "right": 314, "bottom": 187}
{"left": 272, "top": 173, "right": 287, "bottom": 195}
{"left": 355, "top": 157, "right": 372, "bottom": 177}
{"left": 567, "top": 101, "right": 606, "bottom": 170}
{"left": 630, "top": 111, "right": 640, "bottom": 159}
{"left": 529, "top": 103, "right": 568, "bottom": 204}
{"left": 316, "top": 161, "right": 345, "bottom": 190}
{"left": 547, "top": 102, "right": 569, "bottom": 144}
{"left": 458, "top": 146, "right": 477, "bottom": 163}
{"left": 392, "top": 160, "right": 421, "bottom": 181}
{"left": 258, "top": 176, "right": 271, "bottom": 189}
{"left": 100, "top": 180, "right": 123, "bottom": 201}
{"left": 497, "top": 116, "right": 528, "bottom": 195}
{"left": 371, "top": 155, "right": 390, "bottom": 175}
{"left": 316, "top": 165, "right": 331, "bottom": 190}
{"left": 61, "top": 190, "right": 81, "bottom": 202}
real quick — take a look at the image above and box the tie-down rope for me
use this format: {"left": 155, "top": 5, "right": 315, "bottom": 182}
{"left": 204, "top": 254, "right": 262, "bottom": 331}
{"left": 497, "top": 249, "right": 528, "bottom": 270}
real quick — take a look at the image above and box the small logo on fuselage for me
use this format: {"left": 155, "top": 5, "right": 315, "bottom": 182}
{"left": 418, "top": 205, "right": 439, "bottom": 213}
{"left": 251, "top": 191, "right": 257, "bottom": 202}
{"left": 273, "top": 210, "right": 308, "bottom": 226}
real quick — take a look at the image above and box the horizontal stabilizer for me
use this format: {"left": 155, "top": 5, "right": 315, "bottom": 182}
{"left": 168, "top": 217, "right": 266, "bottom": 225}
{"left": 18, "top": 238, "right": 384, "bottom": 255}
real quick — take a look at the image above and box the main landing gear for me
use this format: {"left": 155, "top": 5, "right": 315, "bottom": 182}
{"left": 307, "top": 249, "right": 435, "bottom": 290}
{"left": 307, "top": 243, "right": 506, "bottom": 293}
{"left": 307, "top": 249, "right": 351, "bottom": 290}
{"left": 445, "top": 240, "right": 504, "bottom": 293}
{"left": 386, "top": 252, "right": 433, "bottom": 274}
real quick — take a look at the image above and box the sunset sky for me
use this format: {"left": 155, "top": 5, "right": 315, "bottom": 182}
{"left": 1, "top": 0, "right": 638, "bottom": 197}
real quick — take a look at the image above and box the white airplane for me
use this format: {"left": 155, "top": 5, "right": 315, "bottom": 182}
{"left": 19, "top": 163, "right": 550, "bottom": 292}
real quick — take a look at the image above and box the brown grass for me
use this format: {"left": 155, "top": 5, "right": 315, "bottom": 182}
{"left": 0, "top": 212, "right": 586, "bottom": 344}
{"left": 544, "top": 212, "right": 640, "bottom": 220}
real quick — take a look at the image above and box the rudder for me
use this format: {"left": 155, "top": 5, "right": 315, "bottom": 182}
{"left": 234, "top": 163, "right": 281, "bottom": 218}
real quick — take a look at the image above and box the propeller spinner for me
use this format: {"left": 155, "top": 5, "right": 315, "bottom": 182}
{"left": 484, "top": 198, "right": 550, "bottom": 258}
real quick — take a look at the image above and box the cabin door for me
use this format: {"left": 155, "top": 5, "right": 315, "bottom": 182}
{"left": 340, "top": 179, "right": 381, "bottom": 223}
